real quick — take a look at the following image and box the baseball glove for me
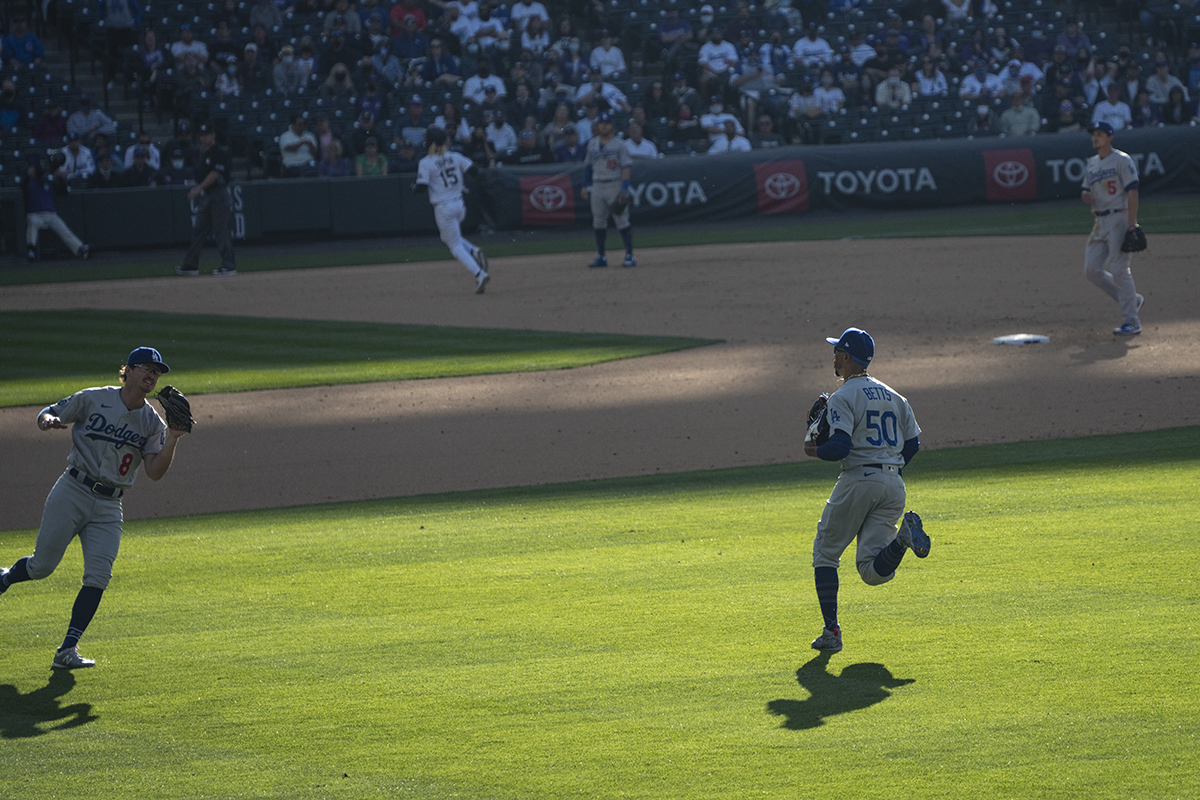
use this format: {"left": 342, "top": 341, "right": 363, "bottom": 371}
{"left": 611, "top": 192, "right": 630, "bottom": 215}
{"left": 156, "top": 385, "right": 195, "bottom": 433}
{"left": 1120, "top": 224, "right": 1147, "bottom": 253}
{"left": 805, "top": 392, "right": 831, "bottom": 446}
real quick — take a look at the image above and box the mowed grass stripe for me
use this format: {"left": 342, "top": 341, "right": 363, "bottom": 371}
{"left": 2, "top": 195, "right": 1196, "bottom": 286}
{"left": 0, "top": 310, "right": 720, "bottom": 407}
{"left": 1, "top": 428, "right": 1197, "bottom": 799}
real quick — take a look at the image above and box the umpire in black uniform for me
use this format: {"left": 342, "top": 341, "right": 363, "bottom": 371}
{"left": 176, "top": 123, "right": 237, "bottom": 276}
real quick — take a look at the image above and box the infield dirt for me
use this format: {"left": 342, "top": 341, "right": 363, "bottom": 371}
{"left": 1, "top": 234, "right": 1197, "bottom": 529}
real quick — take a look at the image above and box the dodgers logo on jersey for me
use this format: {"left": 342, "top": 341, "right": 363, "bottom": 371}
{"left": 829, "top": 409, "right": 841, "bottom": 424}
{"left": 85, "top": 414, "right": 150, "bottom": 450}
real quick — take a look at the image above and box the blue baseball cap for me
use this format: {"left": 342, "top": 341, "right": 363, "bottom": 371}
{"left": 825, "top": 328, "right": 874, "bottom": 367}
{"left": 1090, "top": 120, "right": 1115, "bottom": 136}
{"left": 127, "top": 346, "right": 170, "bottom": 373}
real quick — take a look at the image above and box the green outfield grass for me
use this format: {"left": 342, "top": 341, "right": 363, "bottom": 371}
{"left": 0, "top": 310, "right": 720, "bottom": 408}
{"left": 1, "top": 428, "right": 1197, "bottom": 799}
{"left": 1, "top": 195, "right": 1196, "bottom": 286}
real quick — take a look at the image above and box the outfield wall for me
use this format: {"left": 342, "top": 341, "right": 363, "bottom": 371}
{"left": 2, "top": 126, "right": 1197, "bottom": 253}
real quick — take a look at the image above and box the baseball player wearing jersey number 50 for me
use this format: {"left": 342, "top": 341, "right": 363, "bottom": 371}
{"left": 0, "top": 347, "right": 188, "bottom": 670}
{"left": 802, "top": 328, "right": 930, "bottom": 654}
{"left": 1081, "top": 120, "right": 1145, "bottom": 337}
{"left": 581, "top": 112, "right": 636, "bottom": 268}
{"left": 414, "top": 125, "right": 491, "bottom": 294}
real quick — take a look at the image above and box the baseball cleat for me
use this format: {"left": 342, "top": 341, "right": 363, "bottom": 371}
{"left": 475, "top": 271, "right": 490, "bottom": 294}
{"left": 622, "top": 254, "right": 636, "bottom": 267}
{"left": 811, "top": 627, "right": 843, "bottom": 652}
{"left": 211, "top": 267, "right": 238, "bottom": 276}
{"left": 52, "top": 646, "right": 95, "bottom": 670}
{"left": 1112, "top": 322, "right": 1141, "bottom": 336}
{"left": 79, "top": 244, "right": 91, "bottom": 260}
{"left": 588, "top": 256, "right": 608, "bottom": 268}
{"left": 0, "top": 568, "right": 9, "bottom": 595}
{"left": 175, "top": 266, "right": 200, "bottom": 276}
{"left": 897, "top": 511, "right": 931, "bottom": 558}
{"left": 472, "top": 246, "right": 489, "bottom": 275}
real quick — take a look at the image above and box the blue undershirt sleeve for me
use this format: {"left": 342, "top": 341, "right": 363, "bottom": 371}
{"left": 901, "top": 436, "right": 920, "bottom": 466}
{"left": 816, "top": 430, "right": 852, "bottom": 461}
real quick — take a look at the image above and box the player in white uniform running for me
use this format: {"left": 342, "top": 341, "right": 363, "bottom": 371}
{"left": 1081, "top": 121, "right": 1144, "bottom": 336}
{"left": 803, "top": 328, "right": 929, "bottom": 653}
{"left": 581, "top": 112, "right": 636, "bottom": 268}
{"left": 414, "top": 125, "right": 490, "bottom": 294}
{"left": 0, "top": 347, "right": 188, "bottom": 669}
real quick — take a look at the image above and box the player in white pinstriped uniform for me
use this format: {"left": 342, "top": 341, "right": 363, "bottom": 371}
{"left": 415, "top": 125, "right": 490, "bottom": 294}
{"left": 1, "top": 347, "right": 187, "bottom": 670}
{"left": 1081, "top": 120, "right": 1144, "bottom": 336}
{"left": 580, "top": 112, "right": 636, "bottom": 268}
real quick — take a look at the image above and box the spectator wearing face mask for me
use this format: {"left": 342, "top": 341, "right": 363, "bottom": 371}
{"left": 88, "top": 154, "right": 123, "bottom": 189}
{"left": 160, "top": 148, "right": 195, "bottom": 185}
{"left": 700, "top": 96, "right": 744, "bottom": 144}
{"left": 874, "top": 67, "right": 912, "bottom": 110}
{"left": 320, "top": 63, "right": 356, "bottom": 101}
{"left": 274, "top": 45, "right": 306, "bottom": 94}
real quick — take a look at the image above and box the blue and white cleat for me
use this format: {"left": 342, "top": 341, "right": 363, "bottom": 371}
{"left": 898, "top": 511, "right": 931, "bottom": 558}
{"left": 622, "top": 253, "right": 636, "bottom": 268}
{"left": 588, "top": 256, "right": 608, "bottom": 268}
{"left": 1112, "top": 322, "right": 1141, "bottom": 336}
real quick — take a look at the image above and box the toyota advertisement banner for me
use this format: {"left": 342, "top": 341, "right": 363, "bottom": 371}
{"left": 481, "top": 127, "right": 1200, "bottom": 230}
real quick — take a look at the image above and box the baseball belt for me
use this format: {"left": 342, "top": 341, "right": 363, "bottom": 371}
{"left": 1094, "top": 208, "right": 1126, "bottom": 217}
{"left": 68, "top": 467, "right": 124, "bottom": 498}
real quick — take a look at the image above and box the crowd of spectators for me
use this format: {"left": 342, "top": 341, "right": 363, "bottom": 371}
{"left": 4, "top": 0, "right": 1200, "bottom": 185}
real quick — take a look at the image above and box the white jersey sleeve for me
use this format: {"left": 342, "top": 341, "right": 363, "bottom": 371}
{"left": 47, "top": 386, "right": 167, "bottom": 488}
{"left": 825, "top": 376, "right": 920, "bottom": 469}
{"left": 417, "top": 151, "right": 475, "bottom": 205}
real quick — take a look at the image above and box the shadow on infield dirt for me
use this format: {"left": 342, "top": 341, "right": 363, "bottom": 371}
{"left": 766, "top": 651, "right": 915, "bottom": 730}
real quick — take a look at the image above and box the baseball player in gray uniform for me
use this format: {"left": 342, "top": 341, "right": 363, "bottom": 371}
{"left": 0, "top": 347, "right": 187, "bottom": 669}
{"left": 803, "top": 328, "right": 929, "bottom": 653}
{"left": 581, "top": 112, "right": 636, "bottom": 268}
{"left": 1081, "top": 120, "right": 1144, "bottom": 336}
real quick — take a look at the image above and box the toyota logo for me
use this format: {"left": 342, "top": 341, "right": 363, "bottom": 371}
{"left": 993, "top": 160, "right": 1029, "bottom": 188}
{"left": 529, "top": 184, "right": 567, "bottom": 212}
{"left": 763, "top": 172, "right": 801, "bottom": 200}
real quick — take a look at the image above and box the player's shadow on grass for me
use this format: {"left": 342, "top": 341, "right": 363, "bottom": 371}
{"left": 0, "top": 671, "right": 97, "bottom": 739}
{"left": 766, "top": 651, "right": 914, "bottom": 730}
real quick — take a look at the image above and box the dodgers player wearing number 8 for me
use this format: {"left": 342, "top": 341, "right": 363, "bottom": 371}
{"left": 415, "top": 125, "right": 491, "bottom": 294}
{"left": 803, "top": 328, "right": 929, "bottom": 653}
{"left": 1081, "top": 120, "right": 1144, "bottom": 336}
{"left": 0, "top": 347, "right": 187, "bottom": 670}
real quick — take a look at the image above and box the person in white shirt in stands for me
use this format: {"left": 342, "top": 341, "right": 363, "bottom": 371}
{"left": 697, "top": 27, "right": 739, "bottom": 101}
{"left": 813, "top": 69, "right": 846, "bottom": 115}
{"left": 170, "top": 23, "right": 208, "bottom": 69}
{"left": 1091, "top": 82, "right": 1133, "bottom": 132}
{"left": 588, "top": 30, "right": 626, "bottom": 77}
{"left": 624, "top": 121, "right": 658, "bottom": 159}
{"left": 574, "top": 69, "right": 631, "bottom": 113}
{"left": 708, "top": 119, "right": 752, "bottom": 154}
{"left": 793, "top": 22, "right": 833, "bottom": 69}
{"left": 508, "top": 0, "right": 549, "bottom": 34}
{"left": 462, "top": 58, "right": 507, "bottom": 103}
{"left": 700, "top": 96, "right": 744, "bottom": 144}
